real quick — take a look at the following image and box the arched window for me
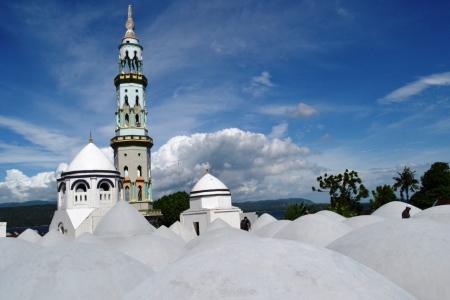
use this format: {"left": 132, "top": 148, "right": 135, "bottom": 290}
{"left": 124, "top": 166, "right": 129, "bottom": 177}
{"left": 124, "top": 95, "right": 129, "bottom": 106}
{"left": 135, "top": 114, "right": 140, "bottom": 125}
{"left": 137, "top": 166, "right": 142, "bottom": 177}
{"left": 125, "top": 187, "right": 130, "bottom": 201}
{"left": 99, "top": 182, "right": 110, "bottom": 191}
{"left": 138, "top": 186, "right": 142, "bottom": 201}
{"left": 135, "top": 95, "right": 139, "bottom": 106}
{"left": 76, "top": 184, "right": 87, "bottom": 192}
{"left": 58, "top": 222, "right": 65, "bottom": 235}
{"left": 125, "top": 114, "right": 129, "bottom": 126}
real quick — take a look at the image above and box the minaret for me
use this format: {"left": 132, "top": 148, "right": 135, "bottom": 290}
{"left": 110, "top": 5, "right": 154, "bottom": 204}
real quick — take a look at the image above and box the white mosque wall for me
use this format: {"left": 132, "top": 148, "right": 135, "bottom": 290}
{"left": 211, "top": 209, "right": 241, "bottom": 229}
{"left": 189, "top": 195, "right": 232, "bottom": 210}
{"left": 0, "top": 222, "right": 6, "bottom": 238}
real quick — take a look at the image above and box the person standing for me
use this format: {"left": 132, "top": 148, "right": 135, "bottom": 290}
{"left": 402, "top": 205, "right": 411, "bottom": 219}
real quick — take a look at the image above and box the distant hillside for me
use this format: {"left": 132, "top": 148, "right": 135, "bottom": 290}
{"left": 0, "top": 200, "right": 57, "bottom": 208}
{"left": 0, "top": 204, "right": 55, "bottom": 227}
{"left": 233, "top": 198, "right": 315, "bottom": 212}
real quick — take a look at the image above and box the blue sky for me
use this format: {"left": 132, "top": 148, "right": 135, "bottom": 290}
{"left": 0, "top": 0, "right": 449, "bottom": 204}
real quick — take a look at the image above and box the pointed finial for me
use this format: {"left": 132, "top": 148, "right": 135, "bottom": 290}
{"left": 124, "top": 5, "right": 136, "bottom": 38}
{"left": 206, "top": 168, "right": 209, "bottom": 174}
{"left": 89, "top": 130, "right": 93, "bottom": 143}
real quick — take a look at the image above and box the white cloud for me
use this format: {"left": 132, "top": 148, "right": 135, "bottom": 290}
{"left": 0, "top": 169, "right": 56, "bottom": 203}
{"left": 288, "top": 103, "right": 319, "bottom": 117}
{"left": 244, "top": 71, "right": 276, "bottom": 97}
{"left": 379, "top": 72, "right": 450, "bottom": 104}
{"left": 268, "top": 122, "right": 288, "bottom": 139}
{"left": 258, "top": 103, "right": 319, "bottom": 118}
{"left": 151, "top": 128, "right": 314, "bottom": 201}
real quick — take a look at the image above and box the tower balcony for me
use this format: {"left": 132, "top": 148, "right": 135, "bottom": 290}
{"left": 110, "top": 135, "right": 153, "bottom": 148}
{"left": 114, "top": 73, "right": 148, "bottom": 88}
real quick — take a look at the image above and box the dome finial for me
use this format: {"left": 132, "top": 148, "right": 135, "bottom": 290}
{"left": 124, "top": 5, "right": 136, "bottom": 39}
{"left": 206, "top": 168, "right": 209, "bottom": 174}
{"left": 89, "top": 130, "right": 93, "bottom": 143}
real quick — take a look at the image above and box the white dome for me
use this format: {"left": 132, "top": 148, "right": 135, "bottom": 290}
{"left": 115, "top": 234, "right": 187, "bottom": 272}
{"left": 327, "top": 219, "right": 450, "bottom": 300}
{"left": 411, "top": 205, "right": 450, "bottom": 225}
{"left": 66, "top": 142, "right": 115, "bottom": 172}
{"left": 153, "top": 225, "right": 186, "bottom": 246}
{"left": 273, "top": 214, "right": 354, "bottom": 247}
{"left": 93, "top": 200, "right": 155, "bottom": 237}
{"left": 0, "top": 238, "right": 42, "bottom": 271}
{"left": 169, "top": 221, "right": 197, "bottom": 242}
{"left": 204, "top": 217, "right": 231, "bottom": 232}
{"left": 254, "top": 220, "right": 291, "bottom": 238}
{"left": 251, "top": 213, "right": 277, "bottom": 232}
{"left": 342, "top": 215, "right": 386, "bottom": 229}
{"left": 371, "top": 201, "right": 421, "bottom": 219}
{"left": 17, "top": 228, "right": 42, "bottom": 243}
{"left": 185, "top": 227, "right": 251, "bottom": 250}
{"left": 315, "top": 210, "right": 346, "bottom": 221}
{"left": 125, "top": 236, "right": 414, "bottom": 300}
{"left": 190, "top": 173, "right": 230, "bottom": 198}
{"left": 37, "top": 228, "right": 72, "bottom": 247}
{"left": 0, "top": 242, "right": 154, "bottom": 300}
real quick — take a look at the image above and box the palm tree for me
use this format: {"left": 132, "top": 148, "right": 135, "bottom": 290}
{"left": 393, "top": 166, "right": 420, "bottom": 203}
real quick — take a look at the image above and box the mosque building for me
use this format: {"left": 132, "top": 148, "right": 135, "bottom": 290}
{"left": 49, "top": 6, "right": 160, "bottom": 237}
{"left": 180, "top": 170, "right": 256, "bottom": 235}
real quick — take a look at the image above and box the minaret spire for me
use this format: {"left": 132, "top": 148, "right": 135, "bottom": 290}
{"left": 124, "top": 5, "right": 136, "bottom": 39}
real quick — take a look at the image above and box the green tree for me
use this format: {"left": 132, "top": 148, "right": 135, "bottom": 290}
{"left": 410, "top": 162, "right": 450, "bottom": 209}
{"left": 392, "top": 166, "right": 419, "bottom": 202}
{"left": 369, "top": 185, "right": 398, "bottom": 210}
{"left": 283, "top": 203, "right": 311, "bottom": 220}
{"left": 312, "top": 169, "right": 369, "bottom": 217}
{"left": 153, "top": 191, "right": 189, "bottom": 227}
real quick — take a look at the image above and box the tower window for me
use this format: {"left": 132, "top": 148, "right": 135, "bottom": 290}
{"left": 137, "top": 166, "right": 142, "bottom": 177}
{"left": 124, "top": 166, "right": 129, "bottom": 177}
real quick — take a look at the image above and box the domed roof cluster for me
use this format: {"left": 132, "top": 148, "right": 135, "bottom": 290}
{"left": 2, "top": 201, "right": 449, "bottom": 299}
{"left": 66, "top": 142, "right": 115, "bottom": 172}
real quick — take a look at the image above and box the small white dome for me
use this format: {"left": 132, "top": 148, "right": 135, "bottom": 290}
{"left": 66, "top": 142, "right": 115, "bottom": 172}
{"left": 190, "top": 173, "right": 230, "bottom": 198}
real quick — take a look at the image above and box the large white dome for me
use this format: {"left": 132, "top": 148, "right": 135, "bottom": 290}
{"left": 66, "top": 142, "right": 115, "bottom": 172}
{"left": 190, "top": 173, "right": 230, "bottom": 198}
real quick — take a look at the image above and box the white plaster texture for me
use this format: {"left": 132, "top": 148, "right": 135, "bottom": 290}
{"left": 0, "top": 238, "right": 42, "bottom": 270}
{"left": 169, "top": 221, "right": 197, "bottom": 242}
{"left": 253, "top": 220, "right": 291, "bottom": 238}
{"left": 327, "top": 219, "right": 450, "bottom": 300}
{"left": 250, "top": 213, "right": 277, "bottom": 232}
{"left": 93, "top": 200, "right": 155, "bottom": 237}
{"left": 371, "top": 201, "right": 421, "bottom": 219}
{"left": 0, "top": 242, "right": 154, "bottom": 300}
{"left": 411, "top": 204, "right": 450, "bottom": 225}
{"left": 153, "top": 225, "right": 186, "bottom": 246}
{"left": 273, "top": 214, "right": 354, "bottom": 247}
{"left": 342, "top": 215, "right": 387, "bottom": 229}
{"left": 125, "top": 235, "right": 414, "bottom": 300}
{"left": 66, "top": 142, "right": 115, "bottom": 172}
{"left": 17, "top": 228, "right": 42, "bottom": 243}
{"left": 37, "top": 228, "right": 72, "bottom": 247}
{"left": 315, "top": 209, "right": 347, "bottom": 221}
{"left": 115, "top": 234, "right": 187, "bottom": 272}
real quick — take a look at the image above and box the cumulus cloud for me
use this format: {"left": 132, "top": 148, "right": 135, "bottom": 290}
{"left": 0, "top": 169, "right": 56, "bottom": 203}
{"left": 379, "top": 72, "right": 450, "bottom": 104}
{"left": 244, "top": 71, "right": 276, "bottom": 97}
{"left": 151, "top": 128, "right": 315, "bottom": 201}
{"left": 0, "top": 128, "right": 318, "bottom": 203}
